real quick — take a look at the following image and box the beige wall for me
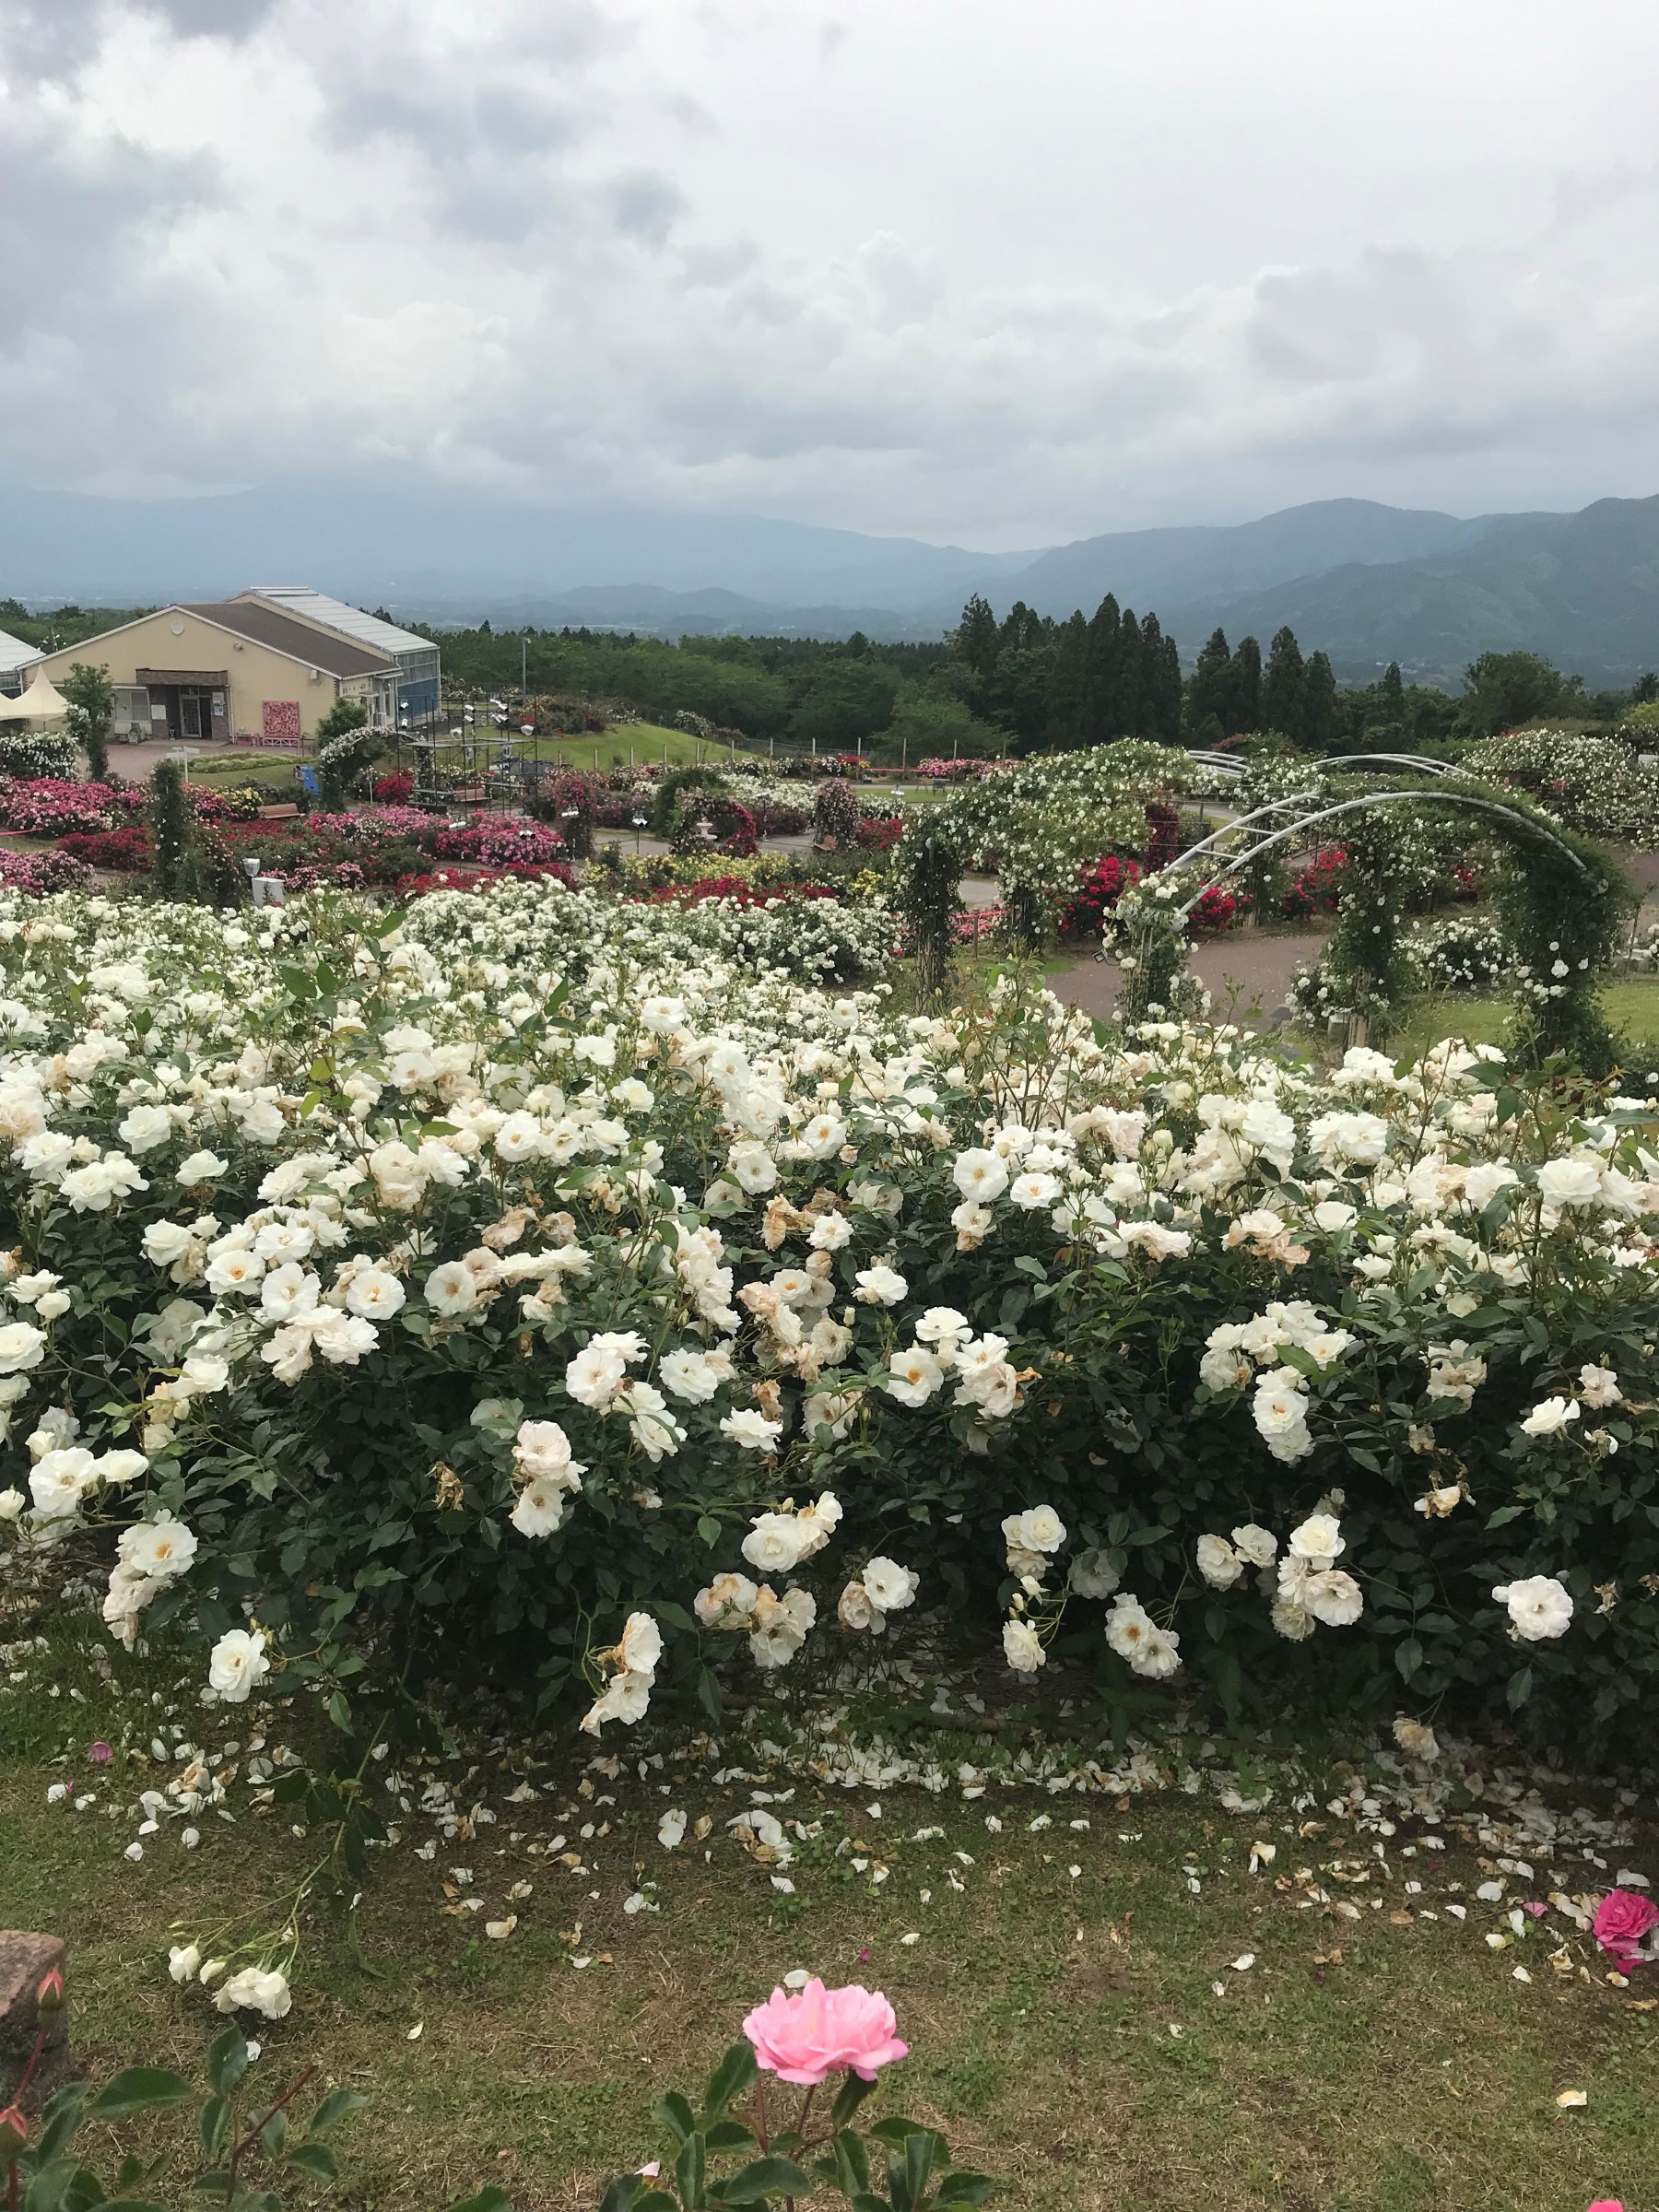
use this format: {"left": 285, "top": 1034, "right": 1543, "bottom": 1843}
{"left": 32, "top": 610, "right": 357, "bottom": 746}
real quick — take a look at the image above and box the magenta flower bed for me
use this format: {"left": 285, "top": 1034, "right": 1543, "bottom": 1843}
{"left": 0, "top": 846, "right": 96, "bottom": 895}
{"left": 433, "top": 817, "right": 569, "bottom": 866}
{"left": 0, "top": 778, "right": 147, "bottom": 837}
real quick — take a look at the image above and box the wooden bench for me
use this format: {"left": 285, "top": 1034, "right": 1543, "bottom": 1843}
{"left": 257, "top": 803, "right": 301, "bottom": 821}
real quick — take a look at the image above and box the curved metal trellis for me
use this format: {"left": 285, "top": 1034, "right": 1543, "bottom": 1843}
{"left": 1165, "top": 788, "right": 1591, "bottom": 924}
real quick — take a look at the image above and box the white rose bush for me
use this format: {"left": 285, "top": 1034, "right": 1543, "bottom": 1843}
{"left": 0, "top": 874, "right": 1657, "bottom": 1765}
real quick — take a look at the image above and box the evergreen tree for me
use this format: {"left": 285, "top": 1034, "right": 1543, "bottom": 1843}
{"left": 954, "top": 594, "right": 999, "bottom": 711}
{"left": 1186, "top": 628, "right": 1232, "bottom": 736}
{"left": 1262, "top": 626, "right": 1308, "bottom": 743}
{"left": 1302, "top": 651, "right": 1338, "bottom": 752}
{"left": 1080, "top": 594, "right": 1122, "bottom": 747}
{"left": 1158, "top": 633, "right": 1183, "bottom": 743}
{"left": 62, "top": 662, "right": 115, "bottom": 782}
{"left": 1230, "top": 635, "right": 1262, "bottom": 733}
{"left": 1110, "top": 607, "right": 1144, "bottom": 737}
{"left": 148, "top": 759, "right": 193, "bottom": 900}
{"left": 1137, "top": 612, "right": 1180, "bottom": 741}
{"left": 1382, "top": 660, "right": 1406, "bottom": 730}
{"left": 1046, "top": 612, "right": 1089, "bottom": 749}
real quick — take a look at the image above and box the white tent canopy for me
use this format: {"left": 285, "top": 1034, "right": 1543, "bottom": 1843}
{"left": 0, "top": 670, "right": 70, "bottom": 724}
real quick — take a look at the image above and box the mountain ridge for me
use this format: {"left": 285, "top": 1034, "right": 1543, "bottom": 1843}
{"left": 5, "top": 484, "right": 1658, "bottom": 679}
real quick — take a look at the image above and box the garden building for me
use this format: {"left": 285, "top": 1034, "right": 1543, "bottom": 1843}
{"left": 0, "top": 624, "right": 35, "bottom": 698}
{"left": 26, "top": 596, "right": 400, "bottom": 747}
{"left": 235, "top": 586, "right": 441, "bottom": 725}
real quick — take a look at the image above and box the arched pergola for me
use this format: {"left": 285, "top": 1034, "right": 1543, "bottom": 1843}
{"left": 1112, "top": 779, "right": 1634, "bottom": 1070}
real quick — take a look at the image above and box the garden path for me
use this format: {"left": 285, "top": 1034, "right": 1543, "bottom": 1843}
{"left": 1048, "top": 926, "right": 1329, "bottom": 1024}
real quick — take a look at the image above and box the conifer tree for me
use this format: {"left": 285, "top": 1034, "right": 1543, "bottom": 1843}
{"left": 1230, "top": 635, "right": 1263, "bottom": 733}
{"left": 1046, "top": 612, "right": 1089, "bottom": 749}
{"left": 1262, "top": 626, "right": 1308, "bottom": 743}
{"left": 1186, "top": 628, "right": 1233, "bottom": 736}
{"left": 954, "top": 594, "right": 999, "bottom": 711}
{"left": 1080, "top": 594, "right": 1122, "bottom": 747}
{"left": 1302, "top": 651, "right": 1339, "bottom": 753}
{"left": 1112, "top": 607, "right": 1144, "bottom": 737}
{"left": 1382, "top": 660, "right": 1406, "bottom": 733}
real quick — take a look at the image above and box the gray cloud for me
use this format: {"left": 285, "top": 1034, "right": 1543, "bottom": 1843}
{"left": 1, "top": 0, "right": 1657, "bottom": 541}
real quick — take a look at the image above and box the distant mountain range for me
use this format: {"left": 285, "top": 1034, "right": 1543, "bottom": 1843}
{"left": 6, "top": 484, "right": 1658, "bottom": 682}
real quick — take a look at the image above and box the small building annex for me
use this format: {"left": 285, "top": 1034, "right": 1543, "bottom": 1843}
{"left": 23, "top": 591, "right": 437, "bottom": 747}
{"left": 0, "top": 627, "right": 36, "bottom": 699}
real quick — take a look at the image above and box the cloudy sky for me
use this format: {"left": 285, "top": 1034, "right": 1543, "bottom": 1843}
{"left": 3, "top": 0, "right": 1658, "bottom": 546}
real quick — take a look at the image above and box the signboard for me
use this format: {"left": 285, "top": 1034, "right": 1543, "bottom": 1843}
{"left": 262, "top": 700, "right": 301, "bottom": 746}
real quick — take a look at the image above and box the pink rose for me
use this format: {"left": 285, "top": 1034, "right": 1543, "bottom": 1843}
{"left": 1587, "top": 2201, "right": 1624, "bottom": 2211}
{"left": 742, "top": 1978, "right": 909, "bottom": 2088}
{"left": 1593, "top": 1888, "right": 1658, "bottom": 1967}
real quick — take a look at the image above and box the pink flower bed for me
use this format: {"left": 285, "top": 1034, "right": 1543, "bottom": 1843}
{"left": 0, "top": 778, "right": 146, "bottom": 838}
{"left": 912, "top": 757, "right": 1015, "bottom": 782}
{"left": 0, "top": 847, "right": 96, "bottom": 895}
{"left": 432, "top": 817, "right": 569, "bottom": 866}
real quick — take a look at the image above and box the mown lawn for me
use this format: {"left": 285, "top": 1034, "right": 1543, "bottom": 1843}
{"left": 1386, "top": 981, "right": 1659, "bottom": 1072}
{"left": 3, "top": 1614, "right": 1653, "bottom": 2212}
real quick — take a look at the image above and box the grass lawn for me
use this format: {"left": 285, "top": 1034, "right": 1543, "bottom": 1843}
{"left": 174, "top": 752, "right": 306, "bottom": 794}
{"left": 4, "top": 1614, "right": 1653, "bottom": 2212}
{"left": 1386, "top": 980, "right": 1659, "bottom": 1073}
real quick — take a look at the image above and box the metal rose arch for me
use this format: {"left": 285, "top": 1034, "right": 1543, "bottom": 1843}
{"left": 1112, "top": 774, "right": 1637, "bottom": 1072}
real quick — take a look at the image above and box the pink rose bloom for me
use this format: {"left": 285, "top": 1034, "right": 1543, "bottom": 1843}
{"left": 742, "top": 1978, "right": 909, "bottom": 2087}
{"left": 1587, "top": 2201, "right": 1624, "bottom": 2211}
{"left": 1593, "top": 1889, "right": 1658, "bottom": 1967}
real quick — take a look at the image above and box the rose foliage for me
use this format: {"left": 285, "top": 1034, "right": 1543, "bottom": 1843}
{"left": 0, "top": 877, "right": 1656, "bottom": 1755}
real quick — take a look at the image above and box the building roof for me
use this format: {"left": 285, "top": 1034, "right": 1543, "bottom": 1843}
{"left": 0, "top": 628, "right": 38, "bottom": 676}
{"left": 241, "top": 587, "right": 435, "bottom": 661}
{"left": 177, "top": 601, "right": 395, "bottom": 679}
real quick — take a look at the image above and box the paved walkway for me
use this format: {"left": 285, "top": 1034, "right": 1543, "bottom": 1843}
{"left": 1048, "top": 927, "right": 1330, "bottom": 1024}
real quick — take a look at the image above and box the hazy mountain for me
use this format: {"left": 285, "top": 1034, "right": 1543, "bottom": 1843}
{"left": 0, "top": 484, "right": 1031, "bottom": 613}
{"left": 1000, "top": 498, "right": 1496, "bottom": 620}
{"left": 408, "top": 583, "right": 961, "bottom": 641}
{"left": 1143, "top": 494, "right": 1659, "bottom": 682}
{"left": 6, "top": 483, "right": 1658, "bottom": 679}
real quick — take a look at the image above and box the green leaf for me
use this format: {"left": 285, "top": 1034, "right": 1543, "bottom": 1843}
{"left": 445, "top": 2190, "right": 517, "bottom": 2212}
{"left": 306, "top": 2087, "right": 371, "bottom": 2137}
{"left": 206, "top": 2030, "right": 251, "bottom": 2099}
{"left": 702, "top": 2121, "right": 754, "bottom": 2152}
{"left": 675, "top": 2131, "right": 707, "bottom": 2212}
{"left": 1507, "top": 1666, "right": 1534, "bottom": 1711}
{"left": 867, "top": 2118, "right": 929, "bottom": 2147}
{"left": 198, "top": 2095, "right": 232, "bottom": 2164}
{"left": 830, "top": 2127, "right": 872, "bottom": 2196}
{"left": 81, "top": 2071, "right": 194, "bottom": 2124}
{"left": 701, "top": 2041, "right": 758, "bottom": 2119}
{"left": 326, "top": 1689, "right": 352, "bottom": 1731}
{"left": 903, "top": 2127, "right": 936, "bottom": 2209}
{"left": 22, "top": 2159, "right": 80, "bottom": 2212}
{"left": 829, "top": 2073, "right": 877, "bottom": 2131}
{"left": 715, "top": 2157, "right": 814, "bottom": 2203}
{"left": 258, "top": 2109, "right": 288, "bottom": 2159}
{"left": 595, "top": 2183, "right": 642, "bottom": 2212}
{"left": 282, "top": 2143, "right": 339, "bottom": 2183}
{"left": 653, "top": 2091, "right": 696, "bottom": 2146}
{"left": 1394, "top": 1637, "right": 1423, "bottom": 1684}
{"left": 935, "top": 2170, "right": 996, "bottom": 2205}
